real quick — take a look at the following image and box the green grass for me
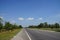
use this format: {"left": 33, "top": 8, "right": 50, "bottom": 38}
{"left": 52, "top": 28, "right": 60, "bottom": 32}
{"left": 0, "top": 29, "right": 21, "bottom": 40}
{"left": 39, "top": 28, "right": 60, "bottom": 32}
{"left": 29, "top": 28, "right": 60, "bottom": 32}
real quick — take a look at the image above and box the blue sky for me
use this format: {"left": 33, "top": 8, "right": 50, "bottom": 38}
{"left": 0, "top": 0, "right": 60, "bottom": 27}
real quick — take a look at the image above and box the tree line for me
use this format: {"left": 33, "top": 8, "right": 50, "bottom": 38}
{"left": 28, "top": 22, "right": 60, "bottom": 29}
{"left": 0, "top": 18, "right": 22, "bottom": 32}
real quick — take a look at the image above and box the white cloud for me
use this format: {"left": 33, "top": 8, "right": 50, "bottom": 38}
{"left": 27, "top": 17, "right": 34, "bottom": 20}
{"left": 39, "top": 18, "right": 43, "bottom": 20}
{"left": 10, "top": 20, "right": 15, "bottom": 24}
{"left": 0, "top": 16, "right": 3, "bottom": 19}
{"left": 18, "top": 17, "right": 24, "bottom": 21}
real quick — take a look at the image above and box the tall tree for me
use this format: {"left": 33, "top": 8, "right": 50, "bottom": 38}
{"left": 54, "top": 23, "right": 60, "bottom": 28}
{"left": 0, "top": 17, "right": 3, "bottom": 31}
{"left": 44, "top": 22, "right": 48, "bottom": 28}
{"left": 38, "top": 23, "right": 44, "bottom": 28}
{"left": 19, "top": 25, "right": 22, "bottom": 28}
{"left": 4, "top": 22, "right": 12, "bottom": 31}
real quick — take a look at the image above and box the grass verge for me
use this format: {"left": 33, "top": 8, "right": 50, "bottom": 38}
{"left": 29, "top": 28, "right": 60, "bottom": 32}
{"left": 0, "top": 29, "right": 21, "bottom": 40}
{"left": 39, "top": 28, "right": 60, "bottom": 32}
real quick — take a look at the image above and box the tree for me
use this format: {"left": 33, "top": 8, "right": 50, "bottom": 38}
{"left": 4, "top": 22, "right": 12, "bottom": 31}
{"left": 19, "top": 25, "right": 22, "bottom": 28}
{"left": 0, "top": 22, "right": 3, "bottom": 31}
{"left": 54, "top": 23, "right": 60, "bottom": 28}
{"left": 44, "top": 22, "right": 48, "bottom": 28}
{"left": 13, "top": 23, "right": 18, "bottom": 29}
{"left": 0, "top": 17, "right": 3, "bottom": 31}
{"left": 50, "top": 24, "right": 54, "bottom": 29}
{"left": 38, "top": 23, "right": 44, "bottom": 28}
{"left": 0, "top": 17, "right": 3, "bottom": 22}
{"left": 28, "top": 25, "right": 35, "bottom": 28}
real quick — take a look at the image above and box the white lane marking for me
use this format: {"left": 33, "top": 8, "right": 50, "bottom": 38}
{"left": 25, "top": 30, "right": 32, "bottom": 40}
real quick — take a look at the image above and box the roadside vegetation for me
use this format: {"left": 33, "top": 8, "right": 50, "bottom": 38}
{"left": 0, "top": 17, "right": 23, "bottom": 40}
{"left": 28, "top": 22, "right": 60, "bottom": 32}
{"left": 0, "top": 29, "right": 21, "bottom": 40}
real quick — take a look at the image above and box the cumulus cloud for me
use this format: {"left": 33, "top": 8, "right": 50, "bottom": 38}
{"left": 18, "top": 17, "right": 24, "bottom": 21}
{"left": 39, "top": 18, "right": 43, "bottom": 20}
{"left": 27, "top": 17, "right": 34, "bottom": 20}
{"left": 0, "top": 16, "right": 3, "bottom": 19}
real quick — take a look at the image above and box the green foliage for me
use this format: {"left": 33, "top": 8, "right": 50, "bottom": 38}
{"left": 44, "top": 22, "right": 48, "bottom": 28}
{"left": 54, "top": 23, "right": 60, "bottom": 28}
{"left": 0, "top": 18, "right": 23, "bottom": 32}
{"left": 0, "top": 18, "right": 3, "bottom": 22}
{"left": 28, "top": 22, "right": 60, "bottom": 28}
{"left": 19, "top": 25, "right": 22, "bottom": 28}
{"left": 13, "top": 24, "right": 18, "bottom": 29}
{"left": 0, "top": 22, "right": 3, "bottom": 31}
{"left": 4, "top": 22, "right": 12, "bottom": 30}
{"left": 4, "top": 22, "right": 23, "bottom": 31}
{"left": 38, "top": 23, "right": 44, "bottom": 28}
{"left": 0, "top": 18, "right": 3, "bottom": 31}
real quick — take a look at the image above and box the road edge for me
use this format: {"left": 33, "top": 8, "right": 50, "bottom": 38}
{"left": 25, "top": 30, "right": 32, "bottom": 40}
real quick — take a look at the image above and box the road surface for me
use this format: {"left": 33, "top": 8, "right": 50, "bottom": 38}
{"left": 11, "top": 28, "right": 60, "bottom": 40}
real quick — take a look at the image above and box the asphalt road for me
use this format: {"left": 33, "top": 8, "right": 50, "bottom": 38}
{"left": 11, "top": 28, "right": 29, "bottom": 40}
{"left": 11, "top": 28, "right": 60, "bottom": 40}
